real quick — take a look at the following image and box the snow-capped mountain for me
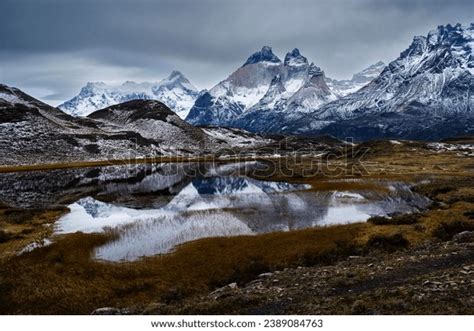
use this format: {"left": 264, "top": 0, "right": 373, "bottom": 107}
{"left": 281, "top": 23, "right": 474, "bottom": 140}
{"left": 59, "top": 71, "right": 199, "bottom": 119}
{"left": 186, "top": 47, "right": 337, "bottom": 130}
{"left": 326, "top": 61, "right": 386, "bottom": 97}
{"left": 232, "top": 61, "right": 337, "bottom": 133}
{"left": 186, "top": 46, "right": 284, "bottom": 126}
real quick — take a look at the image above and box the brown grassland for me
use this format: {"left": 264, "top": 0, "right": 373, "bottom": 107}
{"left": 0, "top": 142, "right": 472, "bottom": 314}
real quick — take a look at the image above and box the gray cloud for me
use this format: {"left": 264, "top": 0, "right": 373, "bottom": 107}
{"left": 0, "top": 0, "right": 472, "bottom": 105}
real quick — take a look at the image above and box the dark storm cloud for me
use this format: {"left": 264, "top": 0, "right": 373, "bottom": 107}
{"left": 0, "top": 0, "right": 473, "bottom": 105}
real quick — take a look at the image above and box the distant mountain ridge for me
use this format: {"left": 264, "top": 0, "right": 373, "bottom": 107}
{"left": 59, "top": 71, "right": 199, "bottom": 119}
{"left": 58, "top": 47, "right": 385, "bottom": 133}
{"left": 280, "top": 23, "right": 474, "bottom": 140}
{"left": 326, "top": 61, "right": 386, "bottom": 97}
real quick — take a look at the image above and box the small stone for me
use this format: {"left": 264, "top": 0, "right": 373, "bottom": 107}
{"left": 258, "top": 272, "right": 273, "bottom": 278}
{"left": 367, "top": 263, "right": 374, "bottom": 268}
{"left": 91, "top": 307, "right": 122, "bottom": 315}
{"left": 385, "top": 267, "right": 394, "bottom": 271}
{"left": 228, "top": 282, "right": 238, "bottom": 290}
{"left": 422, "top": 280, "right": 431, "bottom": 286}
{"left": 452, "top": 231, "right": 474, "bottom": 243}
{"left": 272, "top": 279, "right": 280, "bottom": 283}
{"left": 208, "top": 282, "right": 239, "bottom": 300}
{"left": 349, "top": 256, "right": 360, "bottom": 259}
{"left": 413, "top": 294, "right": 424, "bottom": 302}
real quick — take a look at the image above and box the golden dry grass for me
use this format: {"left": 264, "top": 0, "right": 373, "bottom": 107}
{"left": 1, "top": 188, "right": 472, "bottom": 314}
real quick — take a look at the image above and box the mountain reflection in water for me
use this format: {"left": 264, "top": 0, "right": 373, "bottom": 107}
{"left": 0, "top": 162, "right": 430, "bottom": 261}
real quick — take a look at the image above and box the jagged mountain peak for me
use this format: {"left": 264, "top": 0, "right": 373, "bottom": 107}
{"left": 168, "top": 70, "right": 185, "bottom": 79}
{"left": 163, "top": 70, "right": 193, "bottom": 85}
{"left": 400, "top": 23, "right": 473, "bottom": 67}
{"left": 428, "top": 23, "right": 470, "bottom": 44}
{"left": 243, "top": 46, "right": 281, "bottom": 67}
{"left": 187, "top": 47, "right": 334, "bottom": 128}
{"left": 284, "top": 48, "right": 308, "bottom": 67}
{"left": 157, "top": 70, "right": 197, "bottom": 91}
{"left": 85, "top": 81, "right": 107, "bottom": 88}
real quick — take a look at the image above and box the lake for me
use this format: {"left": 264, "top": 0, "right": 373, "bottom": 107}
{"left": 0, "top": 161, "right": 430, "bottom": 261}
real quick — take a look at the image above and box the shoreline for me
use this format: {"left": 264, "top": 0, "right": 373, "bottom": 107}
{"left": 0, "top": 155, "right": 293, "bottom": 173}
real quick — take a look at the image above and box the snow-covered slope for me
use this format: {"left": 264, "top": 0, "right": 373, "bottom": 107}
{"left": 1, "top": 84, "right": 285, "bottom": 165}
{"left": 200, "top": 126, "right": 274, "bottom": 148}
{"left": 282, "top": 23, "right": 474, "bottom": 140}
{"left": 0, "top": 84, "right": 163, "bottom": 165}
{"left": 87, "top": 99, "right": 211, "bottom": 152}
{"left": 186, "top": 47, "right": 336, "bottom": 131}
{"left": 59, "top": 71, "right": 199, "bottom": 119}
{"left": 231, "top": 61, "right": 337, "bottom": 133}
{"left": 326, "top": 61, "right": 386, "bottom": 97}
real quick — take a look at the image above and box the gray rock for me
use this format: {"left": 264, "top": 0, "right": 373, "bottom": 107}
{"left": 452, "top": 231, "right": 474, "bottom": 243}
{"left": 91, "top": 307, "right": 122, "bottom": 315}
{"left": 208, "top": 282, "right": 239, "bottom": 300}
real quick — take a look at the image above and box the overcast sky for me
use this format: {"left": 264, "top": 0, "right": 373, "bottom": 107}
{"left": 1, "top": 0, "right": 473, "bottom": 106}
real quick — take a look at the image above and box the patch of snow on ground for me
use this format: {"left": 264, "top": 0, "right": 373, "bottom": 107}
{"left": 0, "top": 92, "right": 31, "bottom": 106}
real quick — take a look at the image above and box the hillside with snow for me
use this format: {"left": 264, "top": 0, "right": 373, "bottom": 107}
{"left": 281, "top": 23, "right": 474, "bottom": 140}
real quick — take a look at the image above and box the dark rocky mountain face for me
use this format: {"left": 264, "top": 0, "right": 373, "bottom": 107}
{"left": 243, "top": 46, "right": 281, "bottom": 66}
{"left": 278, "top": 23, "right": 474, "bottom": 141}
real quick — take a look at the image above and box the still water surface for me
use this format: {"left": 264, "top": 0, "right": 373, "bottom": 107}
{"left": 0, "top": 162, "right": 429, "bottom": 261}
